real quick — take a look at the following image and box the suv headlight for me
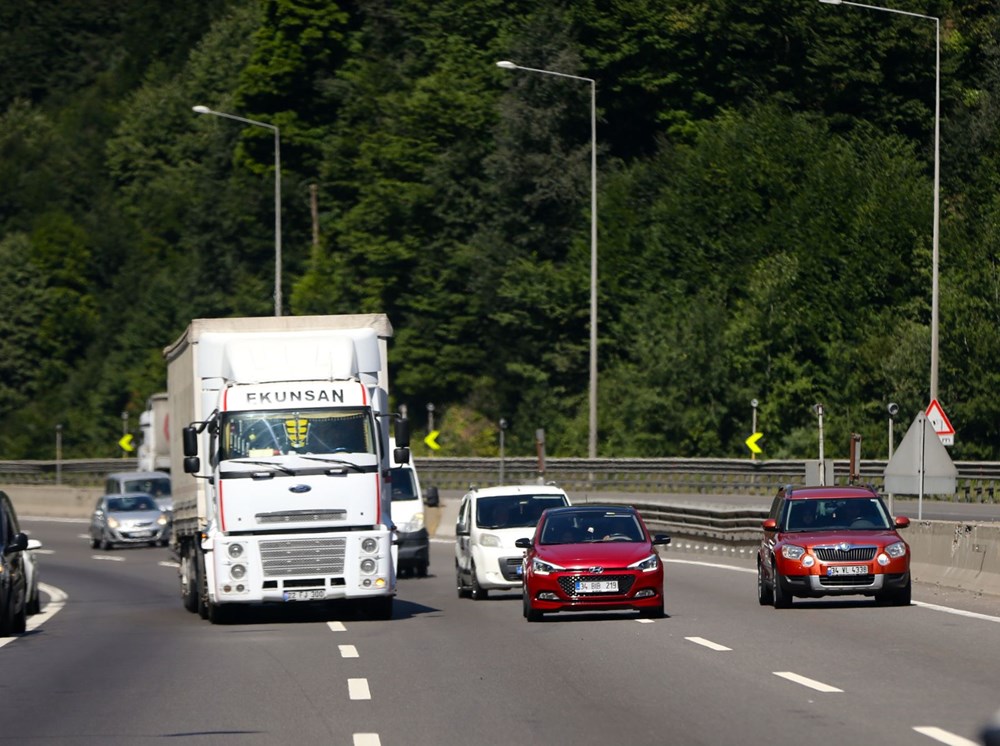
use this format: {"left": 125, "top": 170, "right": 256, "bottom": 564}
{"left": 885, "top": 541, "right": 907, "bottom": 559}
{"left": 781, "top": 544, "right": 806, "bottom": 561}
{"left": 628, "top": 553, "right": 660, "bottom": 572}
{"left": 531, "top": 557, "right": 564, "bottom": 575}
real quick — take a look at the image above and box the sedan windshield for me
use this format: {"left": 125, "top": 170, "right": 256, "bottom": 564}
{"left": 541, "top": 510, "right": 645, "bottom": 544}
{"left": 219, "top": 408, "right": 374, "bottom": 459}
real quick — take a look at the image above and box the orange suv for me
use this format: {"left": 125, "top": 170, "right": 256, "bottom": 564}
{"left": 757, "top": 485, "right": 911, "bottom": 608}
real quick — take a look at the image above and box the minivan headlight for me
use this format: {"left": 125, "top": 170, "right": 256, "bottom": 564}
{"left": 479, "top": 533, "right": 501, "bottom": 548}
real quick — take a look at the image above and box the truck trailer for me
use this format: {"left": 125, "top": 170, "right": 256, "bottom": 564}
{"left": 137, "top": 392, "right": 170, "bottom": 473}
{"left": 164, "top": 314, "right": 409, "bottom": 623}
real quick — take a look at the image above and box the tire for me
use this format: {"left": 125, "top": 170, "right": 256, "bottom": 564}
{"left": 0, "top": 594, "right": 11, "bottom": 637}
{"left": 470, "top": 562, "right": 488, "bottom": 601}
{"left": 456, "top": 562, "right": 470, "bottom": 599}
{"left": 890, "top": 578, "right": 912, "bottom": 606}
{"left": 757, "top": 561, "right": 773, "bottom": 605}
{"left": 771, "top": 560, "right": 792, "bottom": 608}
{"left": 90, "top": 536, "right": 100, "bottom": 549}
{"left": 101, "top": 532, "right": 113, "bottom": 551}
{"left": 180, "top": 549, "right": 199, "bottom": 613}
{"left": 197, "top": 550, "right": 209, "bottom": 620}
{"left": 415, "top": 561, "right": 428, "bottom": 578}
{"left": 11, "top": 597, "right": 26, "bottom": 634}
{"left": 639, "top": 602, "right": 664, "bottom": 619}
{"left": 26, "top": 589, "right": 40, "bottom": 616}
{"left": 523, "top": 587, "right": 542, "bottom": 622}
{"left": 207, "top": 600, "right": 231, "bottom": 625}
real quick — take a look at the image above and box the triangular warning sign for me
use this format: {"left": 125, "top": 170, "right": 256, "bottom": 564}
{"left": 925, "top": 399, "right": 955, "bottom": 436}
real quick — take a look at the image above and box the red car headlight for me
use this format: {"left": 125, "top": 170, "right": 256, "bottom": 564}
{"left": 531, "top": 557, "right": 564, "bottom": 575}
{"left": 628, "top": 553, "right": 660, "bottom": 572}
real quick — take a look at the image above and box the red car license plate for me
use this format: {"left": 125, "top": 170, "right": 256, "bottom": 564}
{"left": 827, "top": 565, "right": 867, "bottom": 576}
{"left": 576, "top": 580, "right": 618, "bottom": 593}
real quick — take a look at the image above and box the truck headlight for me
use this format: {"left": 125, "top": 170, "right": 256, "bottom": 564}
{"left": 360, "top": 558, "right": 376, "bottom": 574}
{"left": 362, "top": 538, "right": 378, "bottom": 553}
{"left": 230, "top": 564, "right": 246, "bottom": 580}
{"left": 228, "top": 543, "right": 244, "bottom": 559}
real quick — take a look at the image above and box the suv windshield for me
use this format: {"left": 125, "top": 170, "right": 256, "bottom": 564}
{"left": 782, "top": 497, "right": 891, "bottom": 531}
{"left": 219, "top": 408, "right": 374, "bottom": 459}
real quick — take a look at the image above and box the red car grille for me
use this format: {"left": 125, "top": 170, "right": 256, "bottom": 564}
{"left": 814, "top": 546, "right": 877, "bottom": 562}
{"left": 558, "top": 574, "right": 635, "bottom": 597}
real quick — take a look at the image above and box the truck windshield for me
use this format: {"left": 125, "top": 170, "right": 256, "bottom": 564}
{"left": 219, "top": 408, "right": 375, "bottom": 459}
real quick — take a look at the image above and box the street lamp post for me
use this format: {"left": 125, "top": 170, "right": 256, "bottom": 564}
{"left": 193, "top": 105, "right": 283, "bottom": 317}
{"left": 496, "top": 60, "right": 599, "bottom": 458}
{"left": 819, "top": 0, "right": 941, "bottom": 402}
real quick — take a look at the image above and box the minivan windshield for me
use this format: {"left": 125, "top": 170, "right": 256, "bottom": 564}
{"left": 476, "top": 494, "right": 569, "bottom": 529}
{"left": 390, "top": 468, "right": 417, "bottom": 501}
{"left": 219, "top": 408, "right": 374, "bottom": 459}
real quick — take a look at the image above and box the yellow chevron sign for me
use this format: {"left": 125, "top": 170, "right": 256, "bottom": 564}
{"left": 424, "top": 430, "right": 441, "bottom": 451}
{"left": 745, "top": 432, "right": 763, "bottom": 455}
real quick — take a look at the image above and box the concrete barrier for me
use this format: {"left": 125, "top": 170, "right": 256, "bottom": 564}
{"left": 10, "top": 484, "right": 1000, "bottom": 599}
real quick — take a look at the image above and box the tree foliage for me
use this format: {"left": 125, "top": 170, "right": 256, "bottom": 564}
{"left": 2, "top": 0, "right": 1000, "bottom": 463}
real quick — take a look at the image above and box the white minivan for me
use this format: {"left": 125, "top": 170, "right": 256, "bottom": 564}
{"left": 389, "top": 442, "right": 429, "bottom": 577}
{"left": 455, "top": 484, "right": 571, "bottom": 599}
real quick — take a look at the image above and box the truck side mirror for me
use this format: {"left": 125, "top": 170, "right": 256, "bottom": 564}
{"left": 394, "top": 417, "right": 410, "bottom": 449}
{"left": 183, "top": 456, "right": 200, "bottom": 474}
{"left": 182, "top": 426, "right": 199, "bottom": 457}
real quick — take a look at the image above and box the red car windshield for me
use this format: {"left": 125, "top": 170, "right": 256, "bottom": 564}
{"left": 782, "top": 497, "right": 892, "bottom": 532}
{"left": 540, "top": 510, "right": 645, "bottom": 544}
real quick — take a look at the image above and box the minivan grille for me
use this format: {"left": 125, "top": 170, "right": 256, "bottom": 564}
{"left": 259, "top": 537, "right": 346, "bottom": 577}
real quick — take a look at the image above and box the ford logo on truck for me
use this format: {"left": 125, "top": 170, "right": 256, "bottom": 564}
{"left": 289, "top": 484, "right": 312, "bottom": 494}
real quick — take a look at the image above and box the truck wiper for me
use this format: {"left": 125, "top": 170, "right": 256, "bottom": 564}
{"left": 296, "top": 456, "right": 366, "bottom": 472}
{"left": 226, "top": 459, "right": 296, "bottom": 476}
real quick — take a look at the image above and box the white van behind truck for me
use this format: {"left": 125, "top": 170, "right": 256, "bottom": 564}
{"left": 390, "top": 441, "right": 429, "bottom": 577}
{"left": 455, "top": 484, "right": 571, "bottom": 599}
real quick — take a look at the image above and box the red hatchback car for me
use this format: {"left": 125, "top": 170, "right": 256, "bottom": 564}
{"left": 515, "top": 505, "right": 671, "bottom": 621}
{"left": 757, "top": 485, "right": 911, "bottom": 608}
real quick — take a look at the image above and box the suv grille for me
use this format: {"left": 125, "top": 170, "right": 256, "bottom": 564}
{"left": 814, "top": 545, "right": 877, "bottom": 562}
{"left": 260, "top": 537, "right": 346, "bottom": 577}
{"left": 558, "top": 574, "right": 635, "bottom": 597}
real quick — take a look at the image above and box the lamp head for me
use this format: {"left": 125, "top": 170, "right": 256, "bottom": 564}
{"left": 818, "top": 0, "right": 843, "bottom": 4}
{"left": 192, "top": 105, "right": 212, "bottom": 114}
{"left": 887, "top": 403, "right": 899, "bottom": 417}
{"left": 496, "top": 61, "right": 518, "bottom": 69}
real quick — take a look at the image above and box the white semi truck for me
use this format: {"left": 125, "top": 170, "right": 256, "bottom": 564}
{"left": 164, "top": 314, "right": 409, "bottom": 623}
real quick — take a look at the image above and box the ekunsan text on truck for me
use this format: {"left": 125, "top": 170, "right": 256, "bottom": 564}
{"left": 164, "top": 315, "right": 410, "bottom": 623}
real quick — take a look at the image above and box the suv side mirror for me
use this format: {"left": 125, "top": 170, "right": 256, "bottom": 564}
{"left": 762, "top": 518, "right": 777, "bottom": 531}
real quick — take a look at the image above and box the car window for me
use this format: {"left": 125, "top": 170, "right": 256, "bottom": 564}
{"left": 123, "top": 477, "right": 171, "bottom": 496}
{"left": 540, "top": 510, "right": 643, "bottom": 544}
{"left": 476, "top": 495, "right": 568, "bottom": 529}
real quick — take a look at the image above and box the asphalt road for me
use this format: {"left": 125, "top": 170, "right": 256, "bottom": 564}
{"left": 6, "top": 517, "right": 1000, "bottom": 745}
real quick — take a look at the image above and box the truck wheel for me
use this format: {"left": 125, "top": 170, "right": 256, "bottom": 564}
{"left": 180, "top": 549, "right": 199, "bottom": 613}
{"left": 197, "top": 551, "right": 209, "bottom": 620}
{"left": 207, "top": 601, "right": 230, "bottom": 625}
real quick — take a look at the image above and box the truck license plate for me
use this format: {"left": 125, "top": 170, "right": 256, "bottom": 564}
{"left": 827, "top": 565, "right": 867, "bottom": 576}
{"left": 283, "top": 589, "right": 326, "bottom": 601}
{"left": 576, "top": 580, "right": 618, "bottom": 593}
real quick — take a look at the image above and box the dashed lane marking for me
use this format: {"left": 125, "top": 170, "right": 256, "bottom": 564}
{"left": 348, "top": 678, "right": 371, "bottom": 700}
{"left": 339, "top": 645, "right": 359, "bottom": 658}
{"left": 327, "top": 621, "right": 346, "bottom": 632}
{"left": 773, "top": 671, "right": 843, "bottom": 693}
{"left": 686, "top": 636, "right": 732, "bottom": 651}
{"left": 913, "top": 726, "right": 979, "bottom": 746}
{"left": 353, "top": 735, "right": 381, "bottom": 746}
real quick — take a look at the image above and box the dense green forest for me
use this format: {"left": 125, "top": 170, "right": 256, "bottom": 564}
{"left": 1, "top": 0, "right": 999, "bottom": 461}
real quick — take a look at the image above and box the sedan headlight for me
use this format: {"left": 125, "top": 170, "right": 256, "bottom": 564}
{"left": 885, "top": 541, "right": 907, "bottom": 559}
{"left": 479, "top": 533, "right": 501, "bottom": 548}
{"left": 781, "top": 544, "right": 806, "bottom": 561}
{"left": 107, "top": 517, "right": 120, "bottom": 529}
{"left": 531, "top": 557, "right": 565, "bottom": 575}
{"left": 628, "top": 553, "right": 660, "bottom": 572}
{"left": 157, "top": 514, "right": 169, "bottom": 526}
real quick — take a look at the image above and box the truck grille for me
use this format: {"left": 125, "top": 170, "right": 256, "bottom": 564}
{"left": 814, "top": 546, "right": 877, "bottom": 562}
{"left": 259, "top": 537, "right": 346, "bottom": 577}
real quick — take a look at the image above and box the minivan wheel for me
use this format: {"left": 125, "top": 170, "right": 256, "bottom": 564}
{"left": 456, "top": 562, "right": 470, "bottom": 599}
{"left": 470, "top": 562, "right": 488, "bottom": 600}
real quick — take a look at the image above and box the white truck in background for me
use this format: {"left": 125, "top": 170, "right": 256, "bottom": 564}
{"left": 137, "top": 392, "right": 170, "bottom": 473}
{"left": 164, "top": 314, "right": 410, "bottom": 623}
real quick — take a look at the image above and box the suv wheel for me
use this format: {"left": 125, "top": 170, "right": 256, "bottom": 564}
{"left": 757, "top": 561, "right": 773, "bottom": 605}
{"left": 771, "top": 560, "right": 792, "bottom": 608}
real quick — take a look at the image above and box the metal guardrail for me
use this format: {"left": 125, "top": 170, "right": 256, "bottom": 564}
{"left": 3, "top": 457, "right": 998, "bottom": 505}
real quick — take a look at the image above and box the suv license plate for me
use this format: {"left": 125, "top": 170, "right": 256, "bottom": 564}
{"left": 576, "top": 580, "right": 618, "bottom": 593}
{"left": 283, "top": 589, "right": 326, "bottom": 601}
{"left": 827, "top": 565, "right": 867, "bottom": 576}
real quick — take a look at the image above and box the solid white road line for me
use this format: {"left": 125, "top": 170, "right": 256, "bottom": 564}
{"left": 158, "top": 561, "right": 179, "bottom": 568}
{"left": 339, "top": 644, "right": 359, "bottom": 658}
{"left": 913, "top": 726, "right": 980, "bottom": 746}
{"left": 91, "top": 555, "right": 125, "bottom": 562}
{"left": 327, "top": 621, "right": 346, "bottom": 632}
{"left": 913, "top": 601, "right": 1000, "bottom": 624}
{"left": 353, "top": 734, "right": 381, "bottom": 746}
{"left": 663, "top": 558, "right": 756, "bottom": 574}
{"left": 348, "top": 678, "right": 371, "bottom": 700}
{"left": 686, "top": 636, "right": 732, "bottom": 651}
{"left": 773, "top": 671, "right": 843, "bottom": 693}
